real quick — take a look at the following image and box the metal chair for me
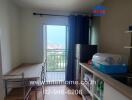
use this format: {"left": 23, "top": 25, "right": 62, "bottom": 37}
{"left": 32, "top": 59, "right": 47, "bottom": 100}
{"left": 4, "top": 73, "right": 32, "bottom": 100}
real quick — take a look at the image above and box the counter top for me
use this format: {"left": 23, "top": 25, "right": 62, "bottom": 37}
{"left": 80, "top": 63, "right": 132, "bottom": 99}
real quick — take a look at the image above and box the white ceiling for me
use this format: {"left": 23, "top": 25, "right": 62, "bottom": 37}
{"left": 12, "top": 0, "right": 104, "bottom": 13}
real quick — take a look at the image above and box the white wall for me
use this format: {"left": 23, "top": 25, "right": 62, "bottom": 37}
{"left": 99, "top": 0, "right": 132, "bottom": 58}
{"left": 0, "top": 0, "right": 21, "bottom": 99}
{"left": 104, "top": 83, "right": 129, "bottom": 100}
{"left": 0, "top": 0, "right": 69, "bottom": 73}
{"left": 0, "top": 0, "right": 21, "bottom": 75}
{"left": 0, "top": 28, "right": 4, "bottom": 100}
{"left": 20, "top": 9, "right": 69, "bottom": 63}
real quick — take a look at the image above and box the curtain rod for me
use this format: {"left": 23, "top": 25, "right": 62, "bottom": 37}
{"left": 33, "top": 12, "right": 91, "bottom": 17}
{"left": 33, "top": 12, "right": 69, "bottom": 17}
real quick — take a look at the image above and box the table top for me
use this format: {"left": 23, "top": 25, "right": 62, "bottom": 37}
{"left": 3, "top": 63, "right": 43, "bottom": 80}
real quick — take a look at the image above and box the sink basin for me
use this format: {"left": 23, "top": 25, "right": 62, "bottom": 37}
{"left": 110, "top": 73, "right": 132, "bottom": 87}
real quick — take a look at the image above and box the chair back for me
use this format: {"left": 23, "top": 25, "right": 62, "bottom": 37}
{"left": 41, "top": 59, "right": 47, "bottom": 83}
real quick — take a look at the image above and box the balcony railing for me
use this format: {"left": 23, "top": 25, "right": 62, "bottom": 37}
{"left": 47, "top": 49, "right": 67, "bottom": 72}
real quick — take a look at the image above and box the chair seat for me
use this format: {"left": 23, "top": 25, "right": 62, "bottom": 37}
{"left": 32, "top": 86, "right": 43, "bottom": 91}
{"left": 5, "top": 87, "right": 32, "bottom": 100}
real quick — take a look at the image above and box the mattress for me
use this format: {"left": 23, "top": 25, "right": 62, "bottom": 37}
{"left": 92, "top": 53, "right": 124, "bottom": 65}
{"left": 92, "top": 53, "right": 128, "bottom": 74}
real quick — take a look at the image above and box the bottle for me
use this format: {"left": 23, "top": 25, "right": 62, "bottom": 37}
{"left": 100, "top": 81, "right": 104, "bottom": 100}
{"left": 96, "top": 79, "right": 100, "bottom": 96}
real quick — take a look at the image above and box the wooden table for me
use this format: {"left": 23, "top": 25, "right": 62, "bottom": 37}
{"left": 3, "top": 63, "right": 43, "bottom": 80}
{"left": 3, "top": 63, "right": 43, "bottom": 100}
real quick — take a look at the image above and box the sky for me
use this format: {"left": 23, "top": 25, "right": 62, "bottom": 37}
{"left": 47, "top": 25, "right": 66, "bottom": 49}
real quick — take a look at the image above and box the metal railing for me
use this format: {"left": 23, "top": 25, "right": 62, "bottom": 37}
{"left": 47, "top": 49, "right": 67, "bottom": 72}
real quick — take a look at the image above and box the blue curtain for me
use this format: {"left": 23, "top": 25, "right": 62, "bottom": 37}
{"left": 66, "top": 15, "right": 90, "bottom": 85}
